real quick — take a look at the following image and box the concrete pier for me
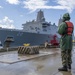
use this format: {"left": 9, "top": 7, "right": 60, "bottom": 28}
{"left": 0, "top": 47, "right": 74, "bottom": 75}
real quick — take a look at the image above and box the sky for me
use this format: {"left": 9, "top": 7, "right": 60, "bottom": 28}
{"left": 0, "top": 0, "right": 75, "bottom": 34}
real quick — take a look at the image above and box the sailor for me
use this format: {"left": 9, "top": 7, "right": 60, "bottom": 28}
{"left": 0, "top": 41, "right": 3, "bottom": 48}
{"left": 58, "top": 13, "right": 74, "bottom": 71}
{"left": 45, "top": 40, "right": 48, "bottom": 48}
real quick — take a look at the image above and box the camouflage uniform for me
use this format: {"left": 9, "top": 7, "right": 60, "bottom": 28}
{"left": 58, "top": 13, "right": 74, "bottom": 71}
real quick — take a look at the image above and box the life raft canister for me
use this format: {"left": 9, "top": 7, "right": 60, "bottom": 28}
{"left": 65, "top": 22, "right": 73, "bottom": 35}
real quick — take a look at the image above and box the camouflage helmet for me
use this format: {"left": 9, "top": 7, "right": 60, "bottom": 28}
{"left": 62, "top": 13, "right": 70, "bottom": 22}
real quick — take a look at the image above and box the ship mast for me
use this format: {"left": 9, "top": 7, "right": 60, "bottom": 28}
{"left": 36, "top": 10, "right": 45, "bottom": 22}
{"left": 58, "top": 15, "right": 63, "bottom": 26}
{"left": 58, "top": 17, "right": 62, "bottom": 26}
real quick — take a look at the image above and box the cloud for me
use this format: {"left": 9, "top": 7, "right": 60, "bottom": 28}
{"left": 0, "top": 6, "right": 3, "bottom": 8}
{"left": 23, "top": 0, "right": 75, "bottom": 13}
{"left": 57, "top": 0, "right": 75, "bottom": 13}
{"left": 6, "top": 0, "right": 20, "bottom": 5}
{"left": 20, "top": 15, "right": 23, "bottom": 17}
{"left": 23, "top": 0, "right": 48, "bottom": 12}
{"left": 0, "top": 16, "right": 15, "bottom": 29}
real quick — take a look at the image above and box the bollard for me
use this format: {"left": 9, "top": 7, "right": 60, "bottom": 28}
{"left": 18, "top": 46, "right": 39, "bottom": 55}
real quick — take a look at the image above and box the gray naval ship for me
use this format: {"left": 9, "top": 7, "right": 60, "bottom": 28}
{"left": 0, "top": 10, "right": 60, "bottom": 47}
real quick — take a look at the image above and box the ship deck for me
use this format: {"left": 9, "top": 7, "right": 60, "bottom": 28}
{"left": 0, "top": 47, "right": 75, "bottom": 75}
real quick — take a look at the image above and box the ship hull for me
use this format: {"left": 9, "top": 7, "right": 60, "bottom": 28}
{"left": 0, "top": 29, "right": 54, "bottom": 47}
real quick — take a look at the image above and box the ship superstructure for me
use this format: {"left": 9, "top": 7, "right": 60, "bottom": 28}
{"left": 22, "top": 10, "right": 58, "bottom": 35}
